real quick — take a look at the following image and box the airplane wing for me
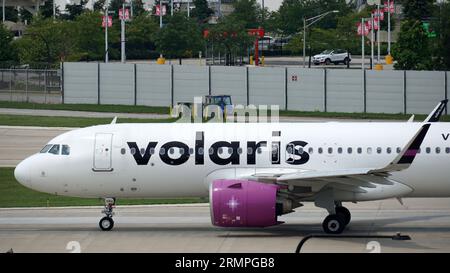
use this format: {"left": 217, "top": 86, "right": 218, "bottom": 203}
{"left": 241, "top": 124, "right": 431, "bottom": 198}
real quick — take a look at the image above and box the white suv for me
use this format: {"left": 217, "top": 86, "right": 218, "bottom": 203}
{"left": 313, "top": 49, "right": 351, "bottom": 65}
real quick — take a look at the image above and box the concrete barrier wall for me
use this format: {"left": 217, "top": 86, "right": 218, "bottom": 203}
{"left": 287, "top": 68, "right": 324, "bottom": 112}
{"left": 210, "top": 66, "right": 247, "bottom": 106}
{"left": 62, "top": 62, "right": 449, "bottom": 115}
{"left": 63, "top": 62, "right": 98, "bottom": 104}
{"left": 136, "top": 64, "right": 171, "bottom": 106}
{"left": 327, "top": 70, "right": 364, "bottom": 113}
{"left": 406, "top": 71, "right": 446, "bottom": 114}
{"left": 173, "top": 65, "right": 209, "bottom": 104}
{"left": 248, "top": 67, "right": 285, "bottom": 109}
{"left": 366, "top": 70, "right": 404, "bottom": 114}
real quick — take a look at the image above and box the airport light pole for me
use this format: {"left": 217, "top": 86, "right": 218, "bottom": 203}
{"left": 303, "top": 10, "right": 339, "bottom": 68}
{"left": 2, "top": 0, "right": 5, "bottom": 23}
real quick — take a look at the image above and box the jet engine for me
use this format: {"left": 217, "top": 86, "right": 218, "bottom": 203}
{"left": 210, "top": 179, "right": 291, "bottom": 227}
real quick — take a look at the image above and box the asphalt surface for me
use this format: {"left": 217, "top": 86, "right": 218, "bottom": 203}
{"left": 1, "top": 198, "right": 450, "bottom": 253}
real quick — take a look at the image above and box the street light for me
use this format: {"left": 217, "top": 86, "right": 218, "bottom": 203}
{"left": 303, "top": 10, "right": 339, "bottom": 68}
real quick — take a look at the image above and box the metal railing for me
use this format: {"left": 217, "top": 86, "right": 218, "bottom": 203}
{"left": 0, "top": 69, "right": 62, "bottom": 104}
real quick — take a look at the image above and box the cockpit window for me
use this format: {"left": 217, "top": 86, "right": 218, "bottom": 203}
{"left": 40, "top": 144, "right": 53, "bottom": 153}
{"left": 48, "top": 144, "right": 60, "bottom": 155}
{"left": 62, "top": 145, "right": 70, "bottom": 155}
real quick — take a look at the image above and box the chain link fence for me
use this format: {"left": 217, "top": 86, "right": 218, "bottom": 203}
{"left": 0, "top": 69, "right": 62, "bottom": 104}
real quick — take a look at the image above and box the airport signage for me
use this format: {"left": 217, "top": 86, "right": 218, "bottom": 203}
{"left": 367, "top": 18, "right": 379, "bottom": 31}
{"left": 357, "top": 22, "right": 370, "bottom": 36}
{"left": 384, "top": 1, "right": 395, "bottom": 13}
{"left": 156, "top": 4, "right": 167, "bottom": 16}
{"left": 102, "top": 16, "right": 113, "bottom": 28}
{"left": 372, "top": 9, "right": 384, "bottom": 21}
{"left": 119, "top": 8, "right": 130, "bottom": 21}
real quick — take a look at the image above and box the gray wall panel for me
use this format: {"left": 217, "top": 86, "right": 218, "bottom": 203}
{"left": 327, "top": 70, "right": 364, "bottom": 112}
{"left": 99, "top": 63, "right": 134, "bottom": 105}
{"left": 406, "top": 71, "right": 446, "bottom": 114}
{"left": 136, "top": 64, "right": 171, "bottom": 106}
{"left": 63, "top": 62, "right": 98, "bottom": 104}
{"left": 287, "top": 68, "right": 324, "bottom": 111}
{"left": 173, "top": 65, "right": 209, "bottom": 104}
{"left": 248, "top": 67, "right": 285, "bottom": 108}
{"left": 366, "top": 70, "right": 404, "bottom": 113}
{"left": 210, "top": 66, "right": 247, "bottom": 105}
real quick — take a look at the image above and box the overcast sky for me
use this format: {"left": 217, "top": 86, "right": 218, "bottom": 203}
{"left": 261, "top": 0, "right": 283, "bottom": 11}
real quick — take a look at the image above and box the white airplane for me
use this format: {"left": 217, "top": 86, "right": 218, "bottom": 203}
{"left": 14, "top": 100, "right": 449, "bottom": 234}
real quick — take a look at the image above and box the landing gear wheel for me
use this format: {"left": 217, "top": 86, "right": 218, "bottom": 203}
{"left": 99, "top": 216, "right": 114, "bottom": 231}
{"left": 336, "top": 206, "right": 351, "bottom": 225}
{"left": 322, "top": 214, "right": 346, "bottom": 234}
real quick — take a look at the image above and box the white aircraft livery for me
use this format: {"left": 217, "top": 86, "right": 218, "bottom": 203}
{"left": 14, "top": 100, "right": 450, "bottom": 234}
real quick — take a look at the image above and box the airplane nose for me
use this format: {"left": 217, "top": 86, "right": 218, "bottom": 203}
{"left": 14, "top": 159, "right": 31, "bottom": 187}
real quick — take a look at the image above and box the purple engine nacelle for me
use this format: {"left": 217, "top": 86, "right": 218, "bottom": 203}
{"left": 210, "top": 179, "right": 282, "bottom": 227}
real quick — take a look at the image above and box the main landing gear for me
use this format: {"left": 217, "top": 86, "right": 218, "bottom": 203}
{"left": 99, "top": 197, "right": 115, "bottom": 231}
{"left": 322, "top": 205, "right": 351, "bottom": 234}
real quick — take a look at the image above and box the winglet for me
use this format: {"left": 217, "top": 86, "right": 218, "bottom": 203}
{"left": 111, "top": 116, "right": 117, "bottom": 124}
{"left": 424, "top": 99, "right": 448, "bottom": 122}
{"left": 374, "top": 123, "right": 431, "bottom": 173}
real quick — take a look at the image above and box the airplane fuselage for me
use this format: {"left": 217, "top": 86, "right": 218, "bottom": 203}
{"left": 15, "top": 122, "right": 450, "bottom": 200}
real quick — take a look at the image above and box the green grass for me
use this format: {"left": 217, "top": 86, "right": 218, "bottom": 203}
{"left": 0, "top": 101, "right": 170, "bottom": 115}
{"left": 0, "top": 168, "right": 205, "bottom": 208}
{"left": 1, "top": 101, "right": 446, "bottom": 121}
{"left": 0, "top": 114, "right": 177, "bottom": 127}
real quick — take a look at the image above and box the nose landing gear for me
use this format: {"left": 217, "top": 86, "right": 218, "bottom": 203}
{"left": 99, "top": 198, "right": 115, "bottom": 231}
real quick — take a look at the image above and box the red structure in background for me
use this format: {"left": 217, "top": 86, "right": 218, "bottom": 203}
{"left": 203, "top": 28, "right": 265, "bottom": 66}
{"left": 248, "top": 28, "right": 265, "bottom": 66}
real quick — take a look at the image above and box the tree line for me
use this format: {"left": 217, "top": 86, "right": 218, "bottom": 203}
{"left": 0, "top": 0, "right": 449, "bottom": 70}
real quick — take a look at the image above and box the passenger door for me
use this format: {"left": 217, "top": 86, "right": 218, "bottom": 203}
{"left": 93, "top": 133, "right": 113, "bottom": 171}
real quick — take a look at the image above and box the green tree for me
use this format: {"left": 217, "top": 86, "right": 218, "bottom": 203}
{"left": 207, "top": 16, "right": 253, "bottom": 65}
{"left": 63, "top": 0, "right": 88, "bottom": 20}
{"left": 154, "top": 13, "right": 203, "bottom": 63}
{"left": 0, "top": 23, "right": 18, "bottom": 62}
{"left": 4, "top": 7, "right": 19, "bottom": 22}
{"left": 132, "top": 0, "right": 146, "bottom": 16}
{"left": 433, "top": 1, "right": 450, "bottom": 69}
{"left": 94, "top": 0, "right": 106, "bottom": 11}
{"left": 126, "top": 14, "right": 159, "bottom": 59}
{"left": 230, "top": 0, "right": 261, "bottom": 29}
{"left": 40, "top": 0, "right": 60, "bottom": 19}
{"left": 401, "top": 0, "right": 435, "bottom": 20}
{"left": 392, "top": 20, "right": 433, "bottom": 70}
{"left": 191, "top": 0, "right": 214, "bottom": 24}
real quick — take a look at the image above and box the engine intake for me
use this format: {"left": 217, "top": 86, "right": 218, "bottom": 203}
{"left": 210, "top": 179, "right": 282, "bottom": 227}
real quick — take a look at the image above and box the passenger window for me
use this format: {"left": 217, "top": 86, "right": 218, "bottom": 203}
{"left": 337, "top": 147, "right": 342, "bottom": 154}
{"left": 140, "top": 148, "right": 145, "bottom": 155}
{"left": 40, "top": 144, "right": 53, "bottom": 153}
{"left": 387, "top": 147, "right": 391, "bottom": 154}
{"left": 426, "top": 147, "right": 431, "bottom": 154}
{"left": 198, "top": 147, "right": 204, "bottom": 155}
{"left": 376, "top": 147, "right": 382, "bottom": 154}
{"left": 357, "top": 147, "right": 362, "bottom": 154}
{"left": 130, "top": 148, "right": 136, "bottom": 155}
{"left": 308, "top": 147, "right": 314, "bottom": 154}
{"left": 396, "top": 147, "right": 401, "bottom": 153}
{"left": 169, "top": 148, "right": 174, "bottom": 155}
{"left": 436, "top": 147, "right": 441, "bottom": 154}
{"left": 218, "top": 148, "right": 223, "bottom": 155}
{"left": 367, "top": 147, "right": 372, "bottom": 154}
{"left": 159, "top": 148, "right": 165, "bottom": 155}
{"left": 446, "top": 147, "right": 450, "bottom": 154}
{"left": 417, "top": 148, "right": 421, "bottom": 154}
{"left": 229, "top": 148, "right": 233, "bottom": 154}
{"left": 318, "top": 147, "right": 323, "bottom": 154}
{"left": 189, "top": 148, "right": 194, "bottom": 155}
{"left": 62, "top": 145, "right": 70, "bottom": 155}
{"left": 257, "top": 147, "right": 262, "bottom": 154}
{"left": 150, "top": 148, "right": 155, "bottom": 155}
{"left": 209, "top": 148, "right": 214, "bottom": 155}
{"left": 247, "top": 147, "right": 253, "bottom": 155}
{"left": 328, "top": 147, "right": 333, "bottom": 154}
{"left": 347, "top": 147, "right": 352, "bottom": 154}
{"left": 120, "top": 148, "right": 126, "bottom": 155}
{"left": 298, "top": 147, "right": 304, "bottom": 154}
{"left": 238, "top": 148, "right": 243, "bottom": 154}
{"left": 48, "top": 144, "right": 60, "bottom": 155}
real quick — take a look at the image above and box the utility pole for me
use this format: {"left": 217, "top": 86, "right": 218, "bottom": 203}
{"left": 2, "top": 0, "right": 5, "bottom": 23}
{"left": 371, "top": 13, "right": 374, "bottom": 69}
{"left": 171, "top": 0, "right": 173, "bottom": 16}
{"left": 361, "top": 18, "right": 365, "bottom": 70}
{"left": 187, "top": 0, "right": 190, "bottom": 17}
{"left": 377, "top": 3, "right": 380, "bottom": 64}
{"left": 159, "top": 1, "right": 163, "bottom": 28}
{"left": 387, "top": 0, "right": 391, "bottom": 54}
{"left": 105, "top": 6, "right": 109, "bottom": 62}
{"left": 303, "top": 17, "right": 306, "bottom": 67}
{"left": 121, "top": 3, "right": 126, "bottom": 63}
